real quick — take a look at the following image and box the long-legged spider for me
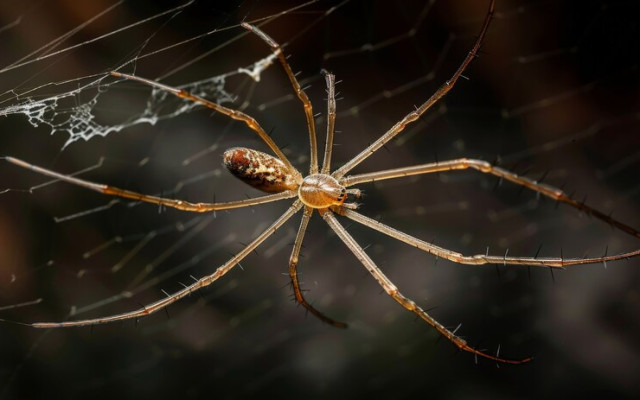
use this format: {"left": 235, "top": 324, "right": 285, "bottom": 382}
{"left": 3, "top": 0, "right": 640, "bottom": 364}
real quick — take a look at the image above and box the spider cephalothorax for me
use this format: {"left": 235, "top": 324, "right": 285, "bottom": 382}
{"left": 298, "top": 174, "right": 347, "bottom": 208}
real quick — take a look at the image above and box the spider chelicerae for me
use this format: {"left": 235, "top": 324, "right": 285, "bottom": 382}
{"left": 3, "top": 0, "right": 640, "bottom": 364}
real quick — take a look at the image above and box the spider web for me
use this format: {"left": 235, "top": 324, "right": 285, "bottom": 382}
{"left": 0, "top": 1, "right": 281, "bottom": 148}
{"left": 0, "top": 0, "right": 639, "bottom": 399}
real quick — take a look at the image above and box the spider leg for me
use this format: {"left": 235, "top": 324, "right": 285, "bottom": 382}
{"left": 31, "top": 201, "right": 303, "bottom": 328}
{"left": 3, "top": 156, "right": 296, "bottom": 212}
{"left": 346, "top": 188, "right": 362, "bottom": 198}
{"left": 321, "top": 71, "right": 336, "bottom": 174}
{"left": 288, "top": 206, "right": 348, "bottom": 328}
{"left": 332, "top": 0, "right": 495, "bottom": 179}
{"left": 338, "top": 208, "right": 640, "bottom": 267}
{"left": 241, "top": 23, "right": 319, "bottom": 174}
{"left": 341, "top": 158, "right": 640, "bottom": 240}
{"left": 321, "top": 208, "right": 530, "bottom": 364}
{"left": 110, "top": 71, "right": 299, "bottom": 176}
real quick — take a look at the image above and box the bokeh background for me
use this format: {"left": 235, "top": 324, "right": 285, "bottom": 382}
{"left": 0, "top": 0, "right": 639, "bottom": 398}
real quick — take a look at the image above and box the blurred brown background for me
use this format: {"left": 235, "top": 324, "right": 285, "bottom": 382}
{"left": 0, "top": 0, "right": 639, "bottom": 398}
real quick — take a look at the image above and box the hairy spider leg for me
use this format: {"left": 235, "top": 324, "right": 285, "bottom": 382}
{"left": 338, "top": 209, "right": 640, "bottom": 268}
{"left": 341, "top": 158, "right": 640, "bottom": 241}
{"left": 2, "top": 156, "right": 296, "bottom": 212}
{"left": 31, "top": 201, "right": 303, "bottom": 327}
{"left": 331, "top": 0, "right": 495, "bottom": 179}
{"left": 288, "top": 206, "right": 348, "bottom": 328}
{"left": 321, "top": 71, "right": 337, "bottom": 174}
{"left": 322, "top": 209, "right": 531, "bottom": 365}
{"left": 242, "top": 22, "right": 319, "bottom": 175}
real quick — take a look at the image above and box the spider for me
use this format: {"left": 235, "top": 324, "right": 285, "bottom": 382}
{"left": 3, "top": 0, "right": 640, "bottom": 364}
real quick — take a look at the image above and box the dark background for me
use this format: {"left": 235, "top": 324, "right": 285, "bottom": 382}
{"left": 0, "top": 0, "right": 639, "bottom": 398}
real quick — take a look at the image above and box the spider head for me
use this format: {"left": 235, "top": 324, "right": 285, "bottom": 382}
{"left": 298, "top": 173, "right": 348, "bottom": 209}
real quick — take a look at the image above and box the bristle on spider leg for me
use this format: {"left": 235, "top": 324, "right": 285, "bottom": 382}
{"left": 471, "top": 339, "right": 485, "bottom": 366}
{"left": 493, "top": 177, "right": 503, "bottom": 191}
{"left": 492, "top": 154, "right": 502, "bottom": 166}
{"left": 433, "top": 238, "right": 439, "bottom": 265}
{"left": 580, "top": 194, "right": 589, "bottom": 210}
{"left": 518, "top": 165, "right": 532, "bottom": 177}
{"left": 532, "top": 247, "right": 542, "bottom": 263}
{"left": 549, "top": 249, "right": 560, "bottom": 283}
{"left": 246, "top": 241, "right": 260, "bottom": 257}
{"left": 537, "top": 170, "right": 549, "bottom": 184}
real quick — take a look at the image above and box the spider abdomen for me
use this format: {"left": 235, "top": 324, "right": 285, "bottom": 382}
{"left": 223, "top": 147, "right": 300, "bottom": 193}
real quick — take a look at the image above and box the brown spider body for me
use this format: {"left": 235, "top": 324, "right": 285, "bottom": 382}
{"left": 223, "top": 147, "right": 301, "bottom": 193}
{"left": 224, "top": 148, "right": 350, "bottom": 209}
